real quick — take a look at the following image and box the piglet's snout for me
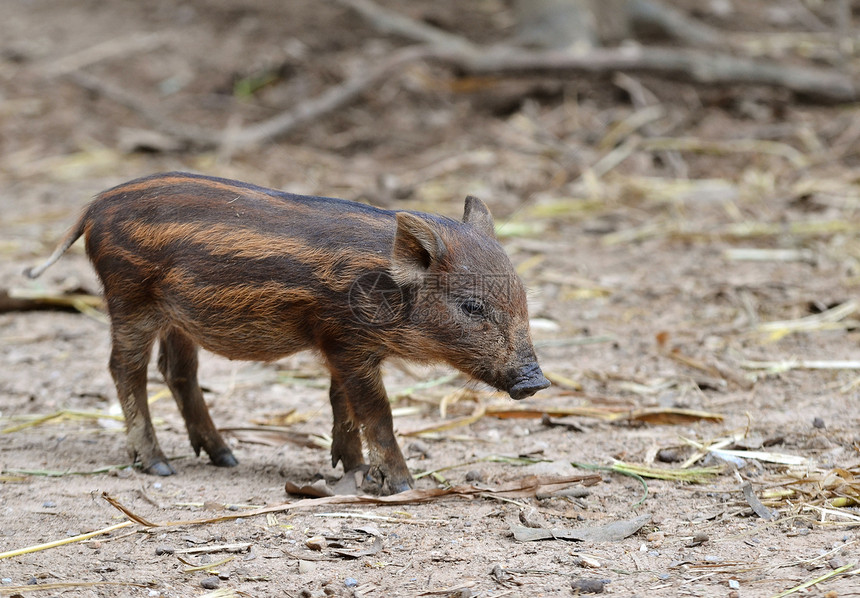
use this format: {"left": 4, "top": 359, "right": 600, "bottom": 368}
{"left": 508, "top": 362, "right": 551, "bottom": 400}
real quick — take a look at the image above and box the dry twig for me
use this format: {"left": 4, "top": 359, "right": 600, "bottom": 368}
{"left": 0, "top": 521, "right": 134, "bottom": 560}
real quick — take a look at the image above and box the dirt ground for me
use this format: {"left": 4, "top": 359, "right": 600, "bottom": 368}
{"left": 2, "top": 1, "right": 860, "bottom": 596}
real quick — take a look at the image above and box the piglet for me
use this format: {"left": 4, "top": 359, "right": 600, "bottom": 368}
{"left": 26, "top": 172, "right": 550, "bottom": 493}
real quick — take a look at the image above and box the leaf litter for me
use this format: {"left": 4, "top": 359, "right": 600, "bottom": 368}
{"left": 0, "top": 475, "right": 599, "bottom": 564}
{"left": 509, "top": 513, "right": 651, "bottom": 542}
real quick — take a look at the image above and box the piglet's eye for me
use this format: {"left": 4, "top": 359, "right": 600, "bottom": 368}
{"left": 460, "top": 298, "right": 486, "bottom": 319}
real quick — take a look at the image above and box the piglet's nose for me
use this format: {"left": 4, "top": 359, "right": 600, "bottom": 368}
{"left": 508, "top": 363, "right": 551, "bottom": 400}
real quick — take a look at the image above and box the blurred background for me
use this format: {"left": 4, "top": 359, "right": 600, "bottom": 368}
{"left": 2, "top": 0, "right": 857, "bottom": 231}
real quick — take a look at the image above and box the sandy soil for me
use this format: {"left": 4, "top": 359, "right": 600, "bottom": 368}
{"left": 1, "top": 1, "right": 859, "bottom": 596}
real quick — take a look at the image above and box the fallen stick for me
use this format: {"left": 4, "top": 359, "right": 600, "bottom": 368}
{"left": 741, "top": 359, "right": 860, "bottom": 373}
{"left": 42, "top": 31, "right": 166, "bottom": 76}
{"left": 443, "top": 45, "right": 856, "bottom": 103}
{"left": 65, "top": 42, "right": 856, "bottom": 151}
{"left": 334, "top": 0, "right": 854, "bottom": 102}
{"left": 341, "top": 0, "right": 726, "bottom": 50}
{"left": 332, "top": 0, "right": 475, "bottom": 51}
{"left": 771, "top": 561, "right": 859, "bottom": 598}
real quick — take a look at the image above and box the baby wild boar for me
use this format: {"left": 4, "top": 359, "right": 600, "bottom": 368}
{"left": 27, "top": 172, "right": 550, "bottom": 493}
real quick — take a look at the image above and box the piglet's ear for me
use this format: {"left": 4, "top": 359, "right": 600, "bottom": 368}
{"left": 462, "top": 195, "right": 496, "bottom": 238}
{"left": 392, "top": 212, "right": 447, "bottom": 284}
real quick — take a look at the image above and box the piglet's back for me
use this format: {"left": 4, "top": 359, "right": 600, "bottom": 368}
{"left": 83, "top": 172, "right": 399, "bottom": 360}
{"left": 86, "top": 171, "right": 399, "bottom": 256}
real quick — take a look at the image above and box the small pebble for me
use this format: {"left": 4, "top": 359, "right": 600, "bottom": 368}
{"left": 1, "top": 579, "right": 12, "bottom": 585}
{"left": 298, "top": 560, "right": 316, "bottom": 574}
{"left": 155, "top": 545, "right": 175, "bottom": 555}
{"left": 728, "top": 579, "right": 740, "bottom": 589}
{"left": 553, "top": 487, "right": 590, "bottom": 499}
{"left": 305, "top": 536, "right": 327, "bottom": 551}
{"left": 688, "top": 532, "right": 709, "bottom": 546}
{"left": 344, "top": 577, "right": 358, "bottom": 588}
{"left": 577, "top": 554, "right": 602, "bottom": 568}
{"left": 153, "top": 482, "right": 162, "bottom": 489}
{"left": 464, "top": 470, "right": 484, "bottom": 483}
{"left": 42, "top": 500, "right": 56, "bottom": 508}
{"left": 656, "top": 448, "right": 686, "bottom": 463}
{"left": 812, "top": 417, "right": 825, "bottom": 429}
{"left": 27, "top": 578, "right": 38, "bottom": 585}
{"left": 570, "top": 578, "right": 605, "bottom": 594}
{"left": 200, "top": 576, "right": 220, "bottom": 590}
{"left": 728, "top": 592, "right": 740, "bottom": 598}
{"left": 828, "top": 557, "right": 847, "bottom": 569}
{"left": 218, "top": 572, "right": 231, "bottom": 580}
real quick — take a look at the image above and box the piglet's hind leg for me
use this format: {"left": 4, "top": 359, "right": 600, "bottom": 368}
{"left": 157, "top": 327, "right": 237, "bottom": 468}
{"left": 109, "top": 326, "right": 174, "bottom": 475}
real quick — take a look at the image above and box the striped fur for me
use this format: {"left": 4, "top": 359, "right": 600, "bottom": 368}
{"left": 27, "top": 172, "right": 549, "bottom": 493}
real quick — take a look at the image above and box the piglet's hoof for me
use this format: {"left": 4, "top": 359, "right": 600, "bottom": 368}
{"left": 362, "top": 466, "right": 414, "bottom": 496}
{"left": 144, "top": 460, "right": 177, "bottom": 476}
{"left": 210, "top": 448, "right": 239, "bottom": 468}
{"left": 386, "top": 479, "right": 413, "bottom": 495}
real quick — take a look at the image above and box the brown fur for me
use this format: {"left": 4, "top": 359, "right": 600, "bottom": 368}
{"left": 27, "top": 172, "right": 549, "bottom": 493}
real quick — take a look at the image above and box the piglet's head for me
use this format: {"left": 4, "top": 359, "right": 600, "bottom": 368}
{"left": 390, "top": 196, "right": 550, "bottom": 400}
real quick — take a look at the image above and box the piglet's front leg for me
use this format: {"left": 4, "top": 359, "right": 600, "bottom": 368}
{"left": 325, "top": 351, "right": 413, "bottom": 495}
{"left": 329, "top": 378, "right": 364, "bottom": 473}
